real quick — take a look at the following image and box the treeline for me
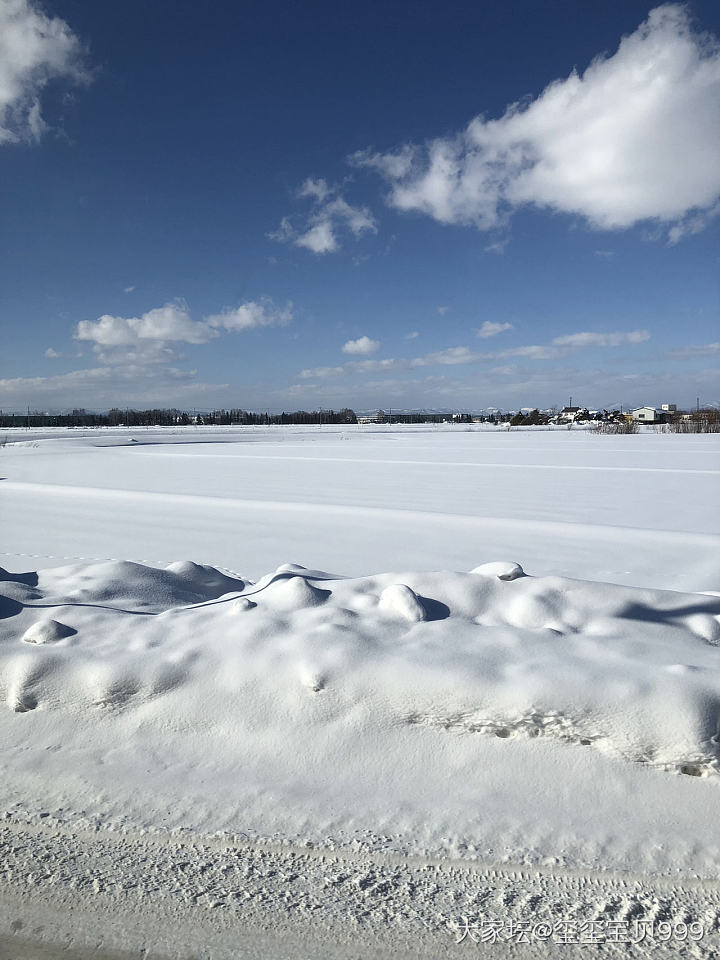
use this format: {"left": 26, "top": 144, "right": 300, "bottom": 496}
{"left": 0, "top": 407, "right": 358, "bottom": 428}
{"left": 666, "top": 408, "right": 720, "bottom": 433}
{"left": 374, "top": 412, "right": 476, "bottom": 424}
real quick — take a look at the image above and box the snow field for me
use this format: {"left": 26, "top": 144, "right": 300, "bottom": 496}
{"left": 1, "top": 425, "right": 720, "bottom": 957}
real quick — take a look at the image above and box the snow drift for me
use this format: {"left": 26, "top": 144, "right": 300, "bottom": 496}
{"left": 2, "top": 558, "right": 719, "bottom": 778}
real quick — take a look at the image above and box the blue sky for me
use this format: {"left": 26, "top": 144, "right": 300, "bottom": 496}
{"left": 1, "top": 0, "right": 718, "bottom": 412}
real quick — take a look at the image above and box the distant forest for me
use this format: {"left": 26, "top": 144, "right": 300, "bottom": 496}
{"left": 0, "top": 408, "right": 360, "bottom": 428}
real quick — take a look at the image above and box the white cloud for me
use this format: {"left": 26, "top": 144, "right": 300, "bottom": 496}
{"left": 552, "top": 330, "right": 651, "bottom": 348}
{"left": 324, "top": 197, "right": 376, "bottom": 236}
{"left": 668, "top": 341, "right": 720, "bottom": 357}
{"left": 75, "top": 301, "right": 215, "bottom": 349}
{"left": 667, "top": 201, "right": 720, "bottom": 244}
{"left": 298, "top": 365, "right": 345, "bottom": 380}
{"left": 270, "top": 180, "right": 377, "bottom": 255}
{"left": 297, "top": 177, "right": 331, "bottom": 203}
{"left": 205, "top": 299, "right": 293, "bottom": 332}
{"left": 298, "top": 340, "right": 563, "bottom": 379}
{"left": 72, "top": 298, "right": 291, "bottom": 366}
{"left": 476, "top": 321, "right": 513, "bottom": 339}
{"left": 437, "top": 306, "right": 450, "bottom": 315}
{"left": 353, "top": 5, "right": 720, "bottom": 240}
{"left": 74, "top": 299, "right": 291, "bottom": 354}
{"left": 405, "top": 330, "right": 419, "bottom": 340}
{"left": 92, "top": 342, "right": 186, "bottom": 367}
{"left": 123, "top": 285, "right": 135, "bottom": 294}
{"left": 500, "top": 344, "right": 559, "bottom": 360}
{"left": 296, "top": 220, "right": 338, "bottom": 254}
{"left": 44, "top": 347, "right": 61, "bottom": 358}
{"left": 267, "top": 216, "right": 294, "bottom": 243}
{"left": 299, "top": 357, "right": 394, "bottom": 379}
{"left": 410, "top": 346, "right": 488, "bottom": 367}
{"left": 355, "top": 358, "right": 394, "bottom": 373}
{"left": 342, "top": 335, "right": 380, "bottom": 355}
{"left": 0, "top": 0, "right": 88, "bottom": 145}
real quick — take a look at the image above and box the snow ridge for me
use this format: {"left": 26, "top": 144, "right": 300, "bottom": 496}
{"left": 2, "top": 558, "right": 719, "bottom": 778}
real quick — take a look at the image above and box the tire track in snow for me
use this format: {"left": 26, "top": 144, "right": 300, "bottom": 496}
{"left": 1, "top": 815, "right": 719, "bottom": 959}
{"left": 2, "top": 814, "right": 720, "bottom": 892}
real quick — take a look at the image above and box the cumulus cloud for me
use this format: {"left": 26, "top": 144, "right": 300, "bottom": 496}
{"left": 405, "top": 330, "right": 419, "bottom": 339}
{"left": 0, "top": 0, "right": 88, "bottom": 145}
{"left": 342, "top": 335, "right": 380, "bottom": 355}
{"left": 352, "top": 5, "right": 720, "bottom": 240}
{"left": 296, "top": 220, "right": 338, "bottom": 254}
{"left": 75, "top": 301, "right": 215, "bottom": 349}
{"left": 44, "top": 347, "right": 61, "bottom": 358}
{"left": 552, "top": 330, "right": 651, "bottom": 348}
{"left": 205, "top": 299, "right": 293, "bottom": 332}
{"left": 73, "top": 298, "right": 291, "bottom": 365}
{"left": 270, "top": 178, "right": 377, "bottom": 254}
{"left": 476, "top": 321, "right": 513, "bottom": 339}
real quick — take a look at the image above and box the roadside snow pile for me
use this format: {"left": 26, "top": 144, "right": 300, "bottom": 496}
{"left": 1, "top": 559, "right": 719, "bottom": 780}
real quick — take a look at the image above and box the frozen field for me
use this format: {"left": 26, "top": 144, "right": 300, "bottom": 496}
{"left": 1, "top": 425, "right": 719, "bottom": 958}
{"left": 1, "top": 424, "right": 719, "bottom": 590}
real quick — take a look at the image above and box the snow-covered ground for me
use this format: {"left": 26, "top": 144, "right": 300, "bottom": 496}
{"left": 2, "top": 424, "right": 718, "bottom": 590}
{"left": 1, "top": 425, "right": 719, "bottom": 958}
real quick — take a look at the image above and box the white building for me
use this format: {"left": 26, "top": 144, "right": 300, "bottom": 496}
{"left": 631, "top": 406, "right": 660, "bottom": 422}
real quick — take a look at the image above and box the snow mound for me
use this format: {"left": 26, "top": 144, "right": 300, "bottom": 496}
{"left": 1, "top": 560, "right": 720, "bottom": 780}
{"left": 261, "top": 575, "right": 330, "bottom": 610}
{"left": 379, "top": 583, "right": 427, "bottom": 621}
{"left": 22, "top": 618, "right": 75, "bottom": 644}
{"left": 471, "top": 560, "right": 525, "bottom": 581}
{"left": 230, "top": 596, "right": 255, "bottom": 613}
{"left": 37, "top": 559, "right": 246, "bottom": 612}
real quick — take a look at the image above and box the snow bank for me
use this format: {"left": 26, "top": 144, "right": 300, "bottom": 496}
{"left": 2, "top": 559, "right": 719, "bottom": 779}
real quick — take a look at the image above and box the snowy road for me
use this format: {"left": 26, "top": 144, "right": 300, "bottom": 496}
{"left": 1, "top": 814, "right": 719, "bottom": 959}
